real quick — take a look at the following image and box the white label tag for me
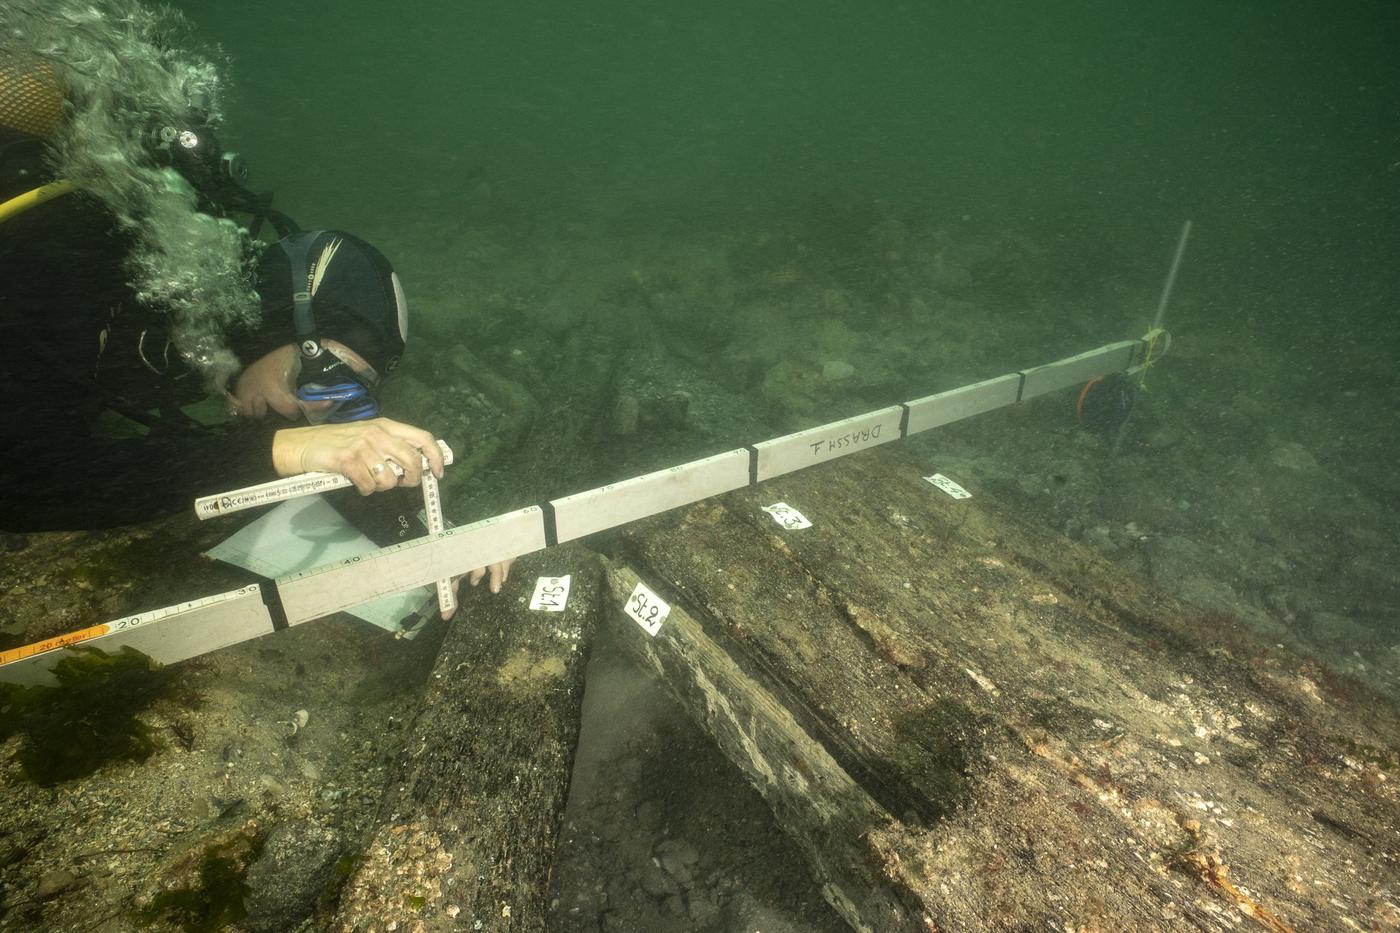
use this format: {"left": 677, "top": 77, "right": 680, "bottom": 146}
{"left": 624, "top": 581, "right": 670, "bottom": 636}
{"left": 924, "top": 473, "right": 972, "bottom": 499}
{"left": 761, "top": 502, "right": 813, "bottom": 530}
{"left": 529, "top": 575, "right": 572, "bottom": 612}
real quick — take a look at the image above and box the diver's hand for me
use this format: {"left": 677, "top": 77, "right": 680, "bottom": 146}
{"left": 271, "top": 418, "right": 445, "bottom": 494}
{"left": 230, "top": 344, "right": 325, "bottom": 420}
{"left": 442, "top": 560, "right": 514, "bottom": 618}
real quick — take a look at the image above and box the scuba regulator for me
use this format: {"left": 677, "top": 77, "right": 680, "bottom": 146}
{"left": 148, "top": 113, "right": 246, "bottom": 192}
{"left": 147, "top": 110, "right": 298, "bottom": 238}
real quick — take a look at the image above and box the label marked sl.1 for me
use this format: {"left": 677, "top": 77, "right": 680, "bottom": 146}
{"left": 762, "top": 502, "right": 813, "bottom": 530}
{"left": 924, "top": 474, "right": 972, "bottom": 499}
{"left": 529, "top": 575, "right": 572, "bottom": 612}
{"left": 625, "top": 581, "right": 670, "bottom": 636}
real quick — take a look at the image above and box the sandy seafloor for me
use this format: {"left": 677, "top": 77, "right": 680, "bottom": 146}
{"left": 1, "top": 198, "right": 1397, "bottom": 932}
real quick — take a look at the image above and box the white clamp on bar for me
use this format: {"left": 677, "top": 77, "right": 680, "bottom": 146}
{"left": 195, "top": 439, "right": 454, "bottom": 519}
{"left": 197, "top": 438, "right": 457, "bottom": 616}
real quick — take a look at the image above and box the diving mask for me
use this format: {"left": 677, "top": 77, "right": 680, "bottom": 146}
{"left": 295, "top": 339, "right": 380, "bottom": 424}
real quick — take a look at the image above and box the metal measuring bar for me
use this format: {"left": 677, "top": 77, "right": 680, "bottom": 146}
{"left": 2, "top": 337, "right": 1161, "bottom": 685}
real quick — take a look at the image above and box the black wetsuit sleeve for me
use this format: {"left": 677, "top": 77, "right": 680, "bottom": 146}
{"left": 2, "top": 422, "right": 278, "bottom": 532}
{"left": 0, "top": 135, "right": 286, "bottom": 532}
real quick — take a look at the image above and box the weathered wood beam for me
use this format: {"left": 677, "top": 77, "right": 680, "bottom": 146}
{"left": 602, "top": 561, "right": 927, "bottom": 933}
{"left": 604, "top": 444, "right": 1400, "bottom": 931}
{"left": 333, "top": 545, "right": 600, "bottom": 933}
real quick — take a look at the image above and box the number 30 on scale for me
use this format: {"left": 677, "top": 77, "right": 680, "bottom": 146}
{"left": 625, "top": 581, "right": 671, "bottom": 636}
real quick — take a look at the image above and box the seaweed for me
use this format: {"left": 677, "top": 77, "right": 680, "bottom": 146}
{"left": 1330, "top": 734, "right": 1399, "bottom": 771}
{"left": 135, "top": 831, "right": 265, "bottom": 932}
{"left": 0, "top": 646, "right": 193, "bottom": 785}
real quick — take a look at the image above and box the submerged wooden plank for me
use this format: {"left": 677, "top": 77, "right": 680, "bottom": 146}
{"left": 334, "top": 545, "right": 602, "bottom": 932}
{"left": 603, "top": 562, "right": 921, "bottom": 933}
{"left": 611, "top": 444, "right": 1400, "bottom": 932}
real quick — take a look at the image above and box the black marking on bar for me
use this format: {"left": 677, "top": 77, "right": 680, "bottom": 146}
{"left": 259, "top": 580, "right": 289, "bottom": 632}
{"left": 898, "top": 403, "right": 910, "bottom": 438}
{"left": 541, "top": 500, "right": 559, "bottom": 549}
{"left": 746, "top": 446, "right": 759, "bottom": 486}
{"left": 1014, "top": 371, "right": 1027, "bottom": 403}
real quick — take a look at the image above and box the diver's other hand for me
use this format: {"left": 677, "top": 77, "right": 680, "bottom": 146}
{"left": 229, "top": 344, "right": 323, "bottom": 420}
{"left": 468, "top": 560, "right": 513, "bottom": 594}
{"left": 441, "top": 560, "right": 514, "bottom": 617}
{"left": 271, "top": 418, "right": 444, "bottom": 494}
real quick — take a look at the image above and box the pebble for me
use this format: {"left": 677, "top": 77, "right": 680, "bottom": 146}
{"left": 821, "top": 360, "right": 855, "bottom": 381}
{"left": 655, "top": 838, "right": 700, "bottom": 884}
{"left": 36, "top": 868, "right": 78, "bottom": 900}
{"left": 687, "top": 891, "right": 722, "bottom": 924}
{"left": 654, "top": 838, "right": 699, "bottom": 865}
{"left": 638, "top": 863, "right": 680, "bottom": 899}
{"left": 259, "top": 774, "right": 289, "bottom": 796}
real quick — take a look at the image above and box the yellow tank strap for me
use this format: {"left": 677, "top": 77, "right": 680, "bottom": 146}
{"left": 0, "top": 179, "right": 76, "bottom": 226}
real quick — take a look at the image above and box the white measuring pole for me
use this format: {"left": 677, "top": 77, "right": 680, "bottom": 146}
{"left": 419, "top": 467, "right": 456, "bottom": 616}
{"left": 194, "top": 439, "right": 453, "bottom": 520}
{"left": 1152, "top": 220, "right": 1193, "bottom": 332}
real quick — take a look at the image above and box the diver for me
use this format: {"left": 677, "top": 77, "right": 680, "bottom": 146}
{"left": 0, "top": 51, "right": 510, "bottom": 596}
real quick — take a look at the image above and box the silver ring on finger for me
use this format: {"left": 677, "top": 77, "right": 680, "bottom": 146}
{"left": 370, "top": 462, "right": 387, "bottom": 475}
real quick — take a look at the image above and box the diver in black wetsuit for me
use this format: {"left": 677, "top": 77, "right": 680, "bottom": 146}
{"left": 0, "top": 10, "right": 510, "bottom": 603}
{"left": 0, "top": 116, "right": 446, "bottom": 533}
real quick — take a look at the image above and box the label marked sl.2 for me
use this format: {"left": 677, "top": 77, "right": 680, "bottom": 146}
{"left": 624, "top": 581, "right": 670, "bottom": 636}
